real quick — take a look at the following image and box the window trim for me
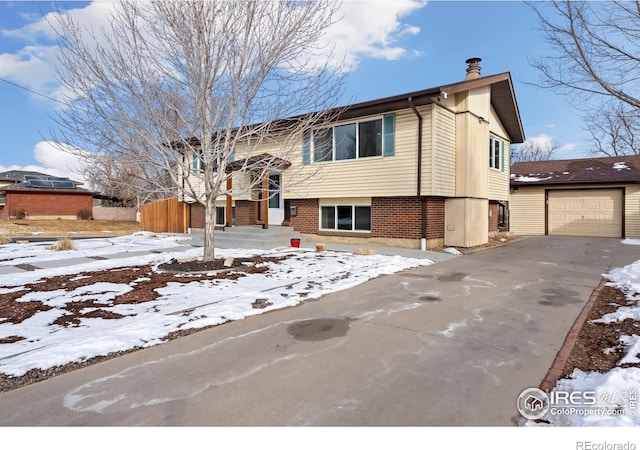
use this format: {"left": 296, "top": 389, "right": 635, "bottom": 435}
{"left": 489, "top": 135, "right": 504, "bottom": 171}
{"left": 319, "top": 204, "right": 372, "bottom": 233}
{"left": 311, "top": 116, "right": 385, "bottom": 163}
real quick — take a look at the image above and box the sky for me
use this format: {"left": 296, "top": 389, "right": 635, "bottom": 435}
{"left": 0, "top": 1, "right": 589, "bottom": 185}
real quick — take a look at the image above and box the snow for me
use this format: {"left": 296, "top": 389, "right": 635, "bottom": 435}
{"left": 0, "top": 234, "right": 434, "bottom": 377}
{"left": 622, "top": 239, "right": 640, "bottom": 246}
{"left": 511, "top": 175, "right": 553, "bottom": 182}
{"left": 444, "top": 247, "right": 462, "bottom": 255}
{"left": 613, "top": 162, "right": 631, "bottom": 170}
{"left": 525, "top": 256, "right": 640, "bottom": 426}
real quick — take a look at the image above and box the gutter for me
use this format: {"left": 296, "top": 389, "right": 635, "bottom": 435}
{"left": 408, "top": 97, "right": 427, "bottom": 251}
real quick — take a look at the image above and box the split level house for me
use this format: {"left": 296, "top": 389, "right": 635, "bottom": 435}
{"left": 178, "top": 58, "right": 525, "bottom": 249}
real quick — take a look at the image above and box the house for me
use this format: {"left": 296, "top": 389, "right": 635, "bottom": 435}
{"left": 0, "top": 170, "right": 95, "bottom": 220}
{"left": 179, "top": 58, "right": 525, "bottom": 249}
{"left": 510, "top": 155, "right": 640, "bottom": 238}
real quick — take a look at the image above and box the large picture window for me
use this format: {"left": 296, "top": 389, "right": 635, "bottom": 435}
{"left": 320, "top": 205, "right": 371, "bottom": 232}
{"left": 312, "top": 118, "right": 383, "bottom": 162}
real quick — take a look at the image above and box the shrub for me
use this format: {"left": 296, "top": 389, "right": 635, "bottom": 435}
{"left": 46, "top": 236, "right": 75, "bottom": 251}
{"left": 0, "top": 236, "right": 11, "bottom": 245}
{"left": 11, "top": 208, "right": 27, "bottom": 220}
{"left": 76, "top": 209, "right": 92, "bottom": 220}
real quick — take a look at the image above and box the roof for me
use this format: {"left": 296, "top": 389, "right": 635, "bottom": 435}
{"left": 171, "top": 71, "right": 525, "bottom": 149}
{"left": 0, "top": 174, "right": 92, "bottom": 194}
{"left": 0, "top": 170, "right": 83, "bottom": 186}
{"left": 0, "top": 182, "right": 93, "bottom": 194}
{"left": 510, "top": 155, "right": 640, "bottom": 186}
{"left": 339, "top": 72, "right": 525, "bottom": 144}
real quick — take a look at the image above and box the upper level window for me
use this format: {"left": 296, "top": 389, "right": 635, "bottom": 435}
{"left": 302, "top": 113, "right": 395, "bottom": 165}
{"left": 312, "top": 118, "right": 383, "bottom": 162}
{"left": 489, "top": 136, "right": 504, "bottom": 170}
{"left": 192, "top": 148, "right": 205, "bottom": 172}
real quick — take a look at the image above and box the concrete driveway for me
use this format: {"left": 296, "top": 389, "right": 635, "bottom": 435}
{"left": 0, "top": 236, "right": 637, "bottom": 426}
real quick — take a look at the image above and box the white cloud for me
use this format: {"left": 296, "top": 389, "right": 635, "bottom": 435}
{"left": 320, "top": 0, "right": 427, "bottom": 70}
{"left": 0, "top": 141, "right": 90, "bottom": 186}
{"left": 0, "top": 0, "right": 428, "bottom": 99}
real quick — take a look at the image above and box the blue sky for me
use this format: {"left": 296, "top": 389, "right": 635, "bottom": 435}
{"left": 0, "top": 1, "right": 588, "bottom": 182}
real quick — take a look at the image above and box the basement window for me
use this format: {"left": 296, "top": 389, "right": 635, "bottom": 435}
{"left": 320, "top": 205, "right": 371, "bottom": 232}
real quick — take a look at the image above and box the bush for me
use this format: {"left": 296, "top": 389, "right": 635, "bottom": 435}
{"left": 46, "top": 236, "right": 75, "bottom": 251}
{"left": 11, "top": 208, "right": 27, "bottom": 219}
{"left": 0, "top": 236, "right": 11, "bottom": 245}
{"left": 76, "top": 209, "right": 92, "bottom": 220}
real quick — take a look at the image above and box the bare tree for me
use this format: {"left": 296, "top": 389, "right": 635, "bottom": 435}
{"left": 511, "top": 138, "right": 559, "bottom": 164}
{"left": 50, "top": 1, "right": 344, "bottom": 261}
{"left": 528, "top": 1, "right": 640, "bottom": 156}
{"left": 583, "top": 102, "right": 640, "bottom": 156}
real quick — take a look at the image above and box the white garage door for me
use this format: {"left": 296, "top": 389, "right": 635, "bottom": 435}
{"left": 548, "top": 189, "right": 623, "bottom": 238}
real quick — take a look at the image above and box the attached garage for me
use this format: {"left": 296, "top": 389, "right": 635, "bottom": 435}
{"left": 547, "top": 189, "right": 623, "bottom": 238}
{"left": 510, "top": 156, "right": 640, "bottom": 239}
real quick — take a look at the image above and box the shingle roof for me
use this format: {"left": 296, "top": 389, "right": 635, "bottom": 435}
{"left": 0, "top": 170, "right": 53, "bottom": 182}
{"left": 510, "top": 155, "right": 640, "bottom": 186}
{"left": 0, "top": 181, "right": 92, "bottom": 193}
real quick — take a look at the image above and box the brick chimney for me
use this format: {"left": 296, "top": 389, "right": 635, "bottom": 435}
{"left": 465, "top": 57, "right": 482, "bottom": 80}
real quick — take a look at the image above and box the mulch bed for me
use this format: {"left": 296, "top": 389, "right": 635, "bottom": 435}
{"left": 561, "top": 285, "right": 640, "bottom": 376}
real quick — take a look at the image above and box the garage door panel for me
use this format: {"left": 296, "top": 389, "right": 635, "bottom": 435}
{"left": 548, "top": 189, "right": 622, "bottom": 238}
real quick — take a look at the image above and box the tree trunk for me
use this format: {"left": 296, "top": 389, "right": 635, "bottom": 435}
{"left": 203, "top": 196, "right": 216, "bottom": 262}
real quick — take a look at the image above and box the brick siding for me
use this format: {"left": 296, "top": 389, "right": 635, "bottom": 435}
{"left": 288, "top": 196, "right": 445, "bottom": 240}
{"left": 2, "top": 191, "right": 94, "bottom": 219}
{"left": 235, "top": 200, "right": 258, "bottom": 226}
{"left": 190, "top": 203, "right": 205, "bottom": 228}
{"left": 489, "top": 201, "right": 499, "bottom": 232}
{"left": 289, "top": 199, "right": 319, "bottom": 234}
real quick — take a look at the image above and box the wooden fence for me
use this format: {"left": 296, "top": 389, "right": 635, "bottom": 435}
{"left": 140, "top": 197, "right": 190, "bottom": 233}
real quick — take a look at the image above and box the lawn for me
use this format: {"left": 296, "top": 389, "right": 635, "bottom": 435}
{"left": 0, "top": 219, "right": 140, "bottom": 237}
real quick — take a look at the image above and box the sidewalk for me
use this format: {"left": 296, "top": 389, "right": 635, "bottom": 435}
{"left": 0, "top": 232, "right": 453, "bottom": 275}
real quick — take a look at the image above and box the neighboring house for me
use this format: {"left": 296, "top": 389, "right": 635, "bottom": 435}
{"left": 510, "top": 156, "right": 640, "bottom": 238}
{"left": 179, "top": 58, "right": 525, "bottom": 249}
{"left": 0, "top": 170, "right": 95, "bottom": 220}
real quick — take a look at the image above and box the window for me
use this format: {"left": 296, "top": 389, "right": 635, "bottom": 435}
{"left": 0, "top": 193, "right": 5, "bottom": 206}
{"left": 215, "top": 206, "right": 226, "bottom": 226}
{"left": 192, "top": 148, "right": 205, "bottom": 172}
{"left": 489, "top": 136, "right": 504, "bottom": 170}
{"left": 305, "top": 115, "right": 393, "bottom": 163}
{"left": 320, "top": 205, "right": 371, "bottom": 232}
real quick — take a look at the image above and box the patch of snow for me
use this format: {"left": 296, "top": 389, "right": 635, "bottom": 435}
{"left": 526, "top": 368, "right": 640, "bottom": 426}
{"left": 444, "top": 247, "right": 462, "bottom": 255}
{"left": 618, "top": 335, "right": 640, "bottom": 365}
{"left": 563, "top": 171, "right": 569, "bottom": 175}
{"left": 512, "top": 175, "right": 553, "bottom": 182}
{"left": 0, "top": 236, "right": 434, "bottom": 376}
{"left": 622, "top": 239, "right": 640, "bottom": 246}
{"left": 613, "top": 162, "right": 631, "bottom": 170}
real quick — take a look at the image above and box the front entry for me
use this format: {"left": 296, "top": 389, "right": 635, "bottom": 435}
{"left": 268, "top": 173, "right": 284, "bottom": 226}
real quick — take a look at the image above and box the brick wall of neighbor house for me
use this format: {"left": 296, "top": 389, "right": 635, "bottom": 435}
{"left": 289, "top": 198, "right": 319, "bottom": 234}
{"left": 235, "top": 200, "right": 258, "bottom": 226}
{"left": 5, "top": 191, "right": 93, "bottom": 219}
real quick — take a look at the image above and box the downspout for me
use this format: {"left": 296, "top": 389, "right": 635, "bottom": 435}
{"left": 408, "top": 97, "right": 427, "bottom": 251}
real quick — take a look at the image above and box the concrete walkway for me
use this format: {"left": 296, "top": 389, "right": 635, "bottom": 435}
{"left": 0, "top": 236, "right": 637, "bottom": 425}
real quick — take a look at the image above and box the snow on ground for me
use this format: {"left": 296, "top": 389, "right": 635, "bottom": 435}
{"left": 0, "top": 234, "right": 433, "bottom": 377}
{"left": 526, "top": 253, "right": 640, "bottom": 426}
{"left": 444, "top": 247, "right": 463, "bottom": 256}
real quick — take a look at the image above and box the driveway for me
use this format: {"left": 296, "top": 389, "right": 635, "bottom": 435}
{"left": 0, "top": 236, "right": 636, "bottom": 426}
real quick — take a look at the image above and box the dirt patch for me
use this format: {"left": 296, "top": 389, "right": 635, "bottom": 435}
{"left": 561, "top": 285, "right": 640, "bottom": 377}
{"left": 0, "top": 220, "right": 140, "bottom": 238}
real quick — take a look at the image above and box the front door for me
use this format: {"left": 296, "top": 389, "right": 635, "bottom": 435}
{"left": 268, "top": 173, "right": 284, "bottom": 226}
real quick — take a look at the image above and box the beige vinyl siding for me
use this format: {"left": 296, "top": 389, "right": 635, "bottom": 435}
{"left": 509, "top": 186, "right": 546, "bottom": 235}
{"left": 455, "top": 112, "right": 489, "bottom": 198}
{"left": 626, "top": 186, "right": 640, "bottom": 238}
{"left": 488, "top": 141, "right": 510, "bottom": 201}
{"left": 286, "top": 108, "right": 421, "bottom": 199}
{"left": 427, "top": 105, "right": 456, "bottom": 196}
{"left": 445, "top": 198, "right": 489, "bottom": 247}
{"left": 489, "top": 105, "right": 509, "bottom": 138}
{"left": 510, "top": 183, "right": 640, "bottom": 238}
{"left": 319, "top": 197, "right": 371, "bottom": 205}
